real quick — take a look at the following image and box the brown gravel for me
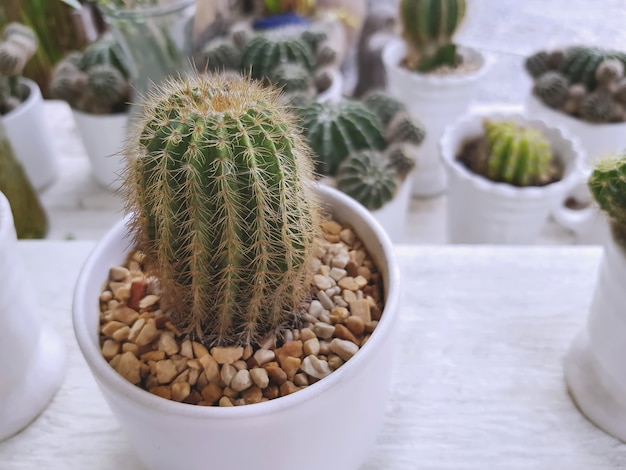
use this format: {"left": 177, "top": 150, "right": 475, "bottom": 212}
{"left": 98, "top": 219, "right": 383, "bottom": 406}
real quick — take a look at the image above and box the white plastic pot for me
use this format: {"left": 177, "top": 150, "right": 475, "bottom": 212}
{"left": 72, "top": 110, "right": 129, "bottom": 190}
{"left": 564, "top": 224, "right": 626, "bottom": 442}
{"left": 73, "top": 184, "right": 400, "bottom": 470}
{"left": 370, "top": 175, "right": 412, "bottom": 243}
{"left": 0, "top": 191, "right": 66, "bottom": 442}
{"left": 440, "top": 111, "right": 584, "bottom": 244}
{"left": 382, "top": 39, "right": 492, "bottom": 197}
{"left": 2, "top": 78, "right": 59, "bottom": 191}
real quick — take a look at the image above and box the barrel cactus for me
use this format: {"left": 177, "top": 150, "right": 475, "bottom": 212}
{"left": 363, "top": 90, "right": 406, "bottom": 127}
{"left": 588, "top": 152, "right": 626, "bottom": 230}
{"left": 336, "top": 149, "right": 398, "bottom": 210}
{"left": 533, "top": 71, "right": 569, "bottom": 109}
{"left": 579, "top": 91, "right": 617, "bottom": 124}
{"left": 269, "top": 62, "right": 314, "bottom": 95}
{"left": 202, "top": 37, "right": 242, "bottom": 73}
{"left": 561, "top": 46, "right": 626, "bottom": 91}
{"left": 241, "top": 34, "right": 314, "bottom": 82}
{"left": 483, "top": 119, "right": 558, "bottom": 187}
{"left": 299, "top": 98, "right": 386, "bottom": 175}
{"left": 0, "top": 23, "right": 37, "bottom": 115}
{"left": 399, "top": 0, "right": 466, "bottom": 72}
{"left": 123, "top": 74, "right": 320, "bottom": 347}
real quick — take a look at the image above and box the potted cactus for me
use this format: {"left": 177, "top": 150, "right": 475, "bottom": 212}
{"left": 295, "top": 90, "right": 425, "bottom": 242}
{"left": 0, "top": 22, "right": 59, "bottom": 191}
{"left": 50, "top": 34, "right": 131, "bottom": 190}
{"left": 564, "top": 152, "right": 626, "bottom": 443}
{"left": 382, "top": 0, "right": 491, "bottom": 197}
{"left": 440, "top": 111, "right": 583, "bottom": 244}
{"left": 72, "top": 73, "right": 400, "bottom": 470}
{"left": 525, "top": 46, "right": 626, "bottom": 163}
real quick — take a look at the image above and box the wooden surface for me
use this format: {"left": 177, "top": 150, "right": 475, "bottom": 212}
{"left": 2, "top": 243, "right": 625, "bottom": 469}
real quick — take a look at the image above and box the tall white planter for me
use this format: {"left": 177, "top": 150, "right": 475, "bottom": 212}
{"left": 440, "top": 111, "right": 584, "bottom": 244}
{"left": 382, "top": 39, "right": 491, "bottom": 197}
{"left": 73, "top": 184, "right": 400, "bottom": 470}
{"left": 564, "top": 226, "right": 626, "bottom": 442}
{"left": 72, "top": 110, "right": 129, "bottom": 190}
{"left": 0, "top": 192, "right": 66, "bottom": 441}
{"left": 2, "top": 78, "right": 59, "bottom": 191}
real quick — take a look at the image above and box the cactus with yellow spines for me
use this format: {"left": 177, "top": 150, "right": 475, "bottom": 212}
{"left": 123, "top": 73, "right": 320, "bottom": 347}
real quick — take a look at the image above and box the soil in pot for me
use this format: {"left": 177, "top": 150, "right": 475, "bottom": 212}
{"left": 98, "top": 217, "right": 384, "bottom": 406}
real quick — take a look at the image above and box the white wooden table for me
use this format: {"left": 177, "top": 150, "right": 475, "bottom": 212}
{"left": 1, "top": 243, "right": 624, "bottom": 469}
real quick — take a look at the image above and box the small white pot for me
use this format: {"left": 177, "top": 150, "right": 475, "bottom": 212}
{"left": 73, "top": 184, "right": 400, "bottom": 470}
{"left": 0, "top": 191, "right": 66, "bottom": 441}
{"left": 382, "top": 39, "right": 492, "bottom": 197}
{"left": 369, "top": 175, "right": 412, "bottom": 243}
{"left": 2, "top": 78, "right": 59, "bottom": 192}
{"left": 564, "top": 225, "right": 626, "bottom": 442}
{"left": 440, "top": 111, "right": 584, "bottom": 244}
{"left": 72, "top": 110, "right": 129, "bottom": 191}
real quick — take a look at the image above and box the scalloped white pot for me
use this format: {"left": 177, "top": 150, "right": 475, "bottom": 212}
{"left": 440, "top": 111, "right": 584, "bottom": 244}
{"left": 73, "top": 184, "right": 401, "bottom": 470}
{"left": 0, "top": 192, "right": 66, "bottom": 442}
{"left": 564, "top": 227, "right": 626, "bottom": 442}
{"left": 382, "top": 39, "right": 491, "bottom": 197}
{"left": 2, "top": 78, "right": 59, "bottom": 191}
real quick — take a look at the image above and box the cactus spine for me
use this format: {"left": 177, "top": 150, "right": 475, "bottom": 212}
{"left": 483, "top": 119, "right": 557, "bottom": 187}
{"left": 399, "top": 0, "right": 466, "bottom": 72}
{"left": 588, "top": 153, "right": 626, "bottom": 228}
{"left": 124, "top": 74, "right": 320, "bottom": 347}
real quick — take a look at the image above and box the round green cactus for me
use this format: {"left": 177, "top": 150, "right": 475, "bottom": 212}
{"left": 387, "top": 143, "right": 417, "bottom": 180}
{"left": 241, "top": 35, "right": 314, "bottom": 82}
{"left": 483, "top": 119, "right": 556, "bottom": 187}
{"left": 533, "top": 71, "right": 569, "bottom": 109}
{"left": 299, "top": 98, "right": 386, "bottom": 175}
{"left": 385, "top": 112, "right": 426, "bottom": 146}
{"left": 86, "top": 64, "right": 129, "bottom": 110}
{"left": 123, "top": 74, "right": 320, "bottom": 347}
{"left": 336, "top": 150, "right": 398, "bottom": 210}
{"left": 79, "top": 34, "right": 130, "bottom": 78}
{"left": 588, "top": 153, "right": 626, "bottom": 227}
{"left": 579, "top": 91, "right": 616, "bottom": 123}
{"left": 561, "top": 46, "right": 626, "bottom": 91}
{"left": 363, "top": 90, "right": 406, "bottom": 127}
{"left": 202, "top": 37, "right": 242, "bottom": 73}
{"left": 525, "top": 51, "right": 550, "bottom": 79}
{"left": 269, "top": 62, "right": 314, "bottom": 95}
{"left": 399, "top": 0, "right": 466, "bottom": 72}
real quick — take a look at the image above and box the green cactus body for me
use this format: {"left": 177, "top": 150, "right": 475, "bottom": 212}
{"left": 525, "top": 51, "right": 550, "bottom": 79}
{"left": 300, "top": 30, "right": 327, "bottom": 55}
{"left": 579, "top": 91, "right": 615, "bottom": 123}
{"left": 588, "top": 153, "right": 626, "bottom": 227}
{"left": 399, "top": 0, "right": 466, "bottom": 72}
{"left": 336, "top": 150, "right": 398, "bottom": 210}
{"left": 202, "top": 38, "right": 242, "bottom": 73}
{"left": 269, "top": 62, "right": 313, "bottom": 94}
{"left": 86, "top": 64, "right": 129, "bottom": 108}
{"left": 241, "top": 35, "right": 314, "bottom": 82}
{"left": 387, "top": 144, "right": 417, "bottom": 180}
{"left": 299, "top": 99, "right": 386, "bottom": 175}
{"left": 385, "top": 112, "right": 426, "bottom": 145}
{"left": 80, "top": 34, "right": 130, "bottom": 78}
{"left": 533, "top": 71, "right": 569, "bottom": 109}
{"left": 561, "top": 46, "right": 626, "bottom": 90}
{"left": 363, "top": 90, "right": 405, "bottom": 127}
{"left": 483, "top": 119, "right": 555, "bottom": 187}
{"left": 124, "top": 74, "right": 319, "bottom": 347}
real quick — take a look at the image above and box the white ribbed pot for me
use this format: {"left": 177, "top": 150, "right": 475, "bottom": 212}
{"left": 564, "top": 224, "right": 626, "bottom": 442}
{"left": 2, "top": 78, "right": 59, "bottom": 191}
{"left": 72, "top": 110, "right": 129, "bottom": 190}
{"left": 0, "top": 191, "right": 66, "bottom": 442}
{"left": 382, "top": 39, "right": 492, "bottom": 198}
{"left": 73, "top": 184, "right": 400, "bottom": 470}
{"left": 440, "top": 111, "right": 584, "bottom": 244}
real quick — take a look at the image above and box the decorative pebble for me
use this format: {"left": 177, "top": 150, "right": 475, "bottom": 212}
{"left": 211, "top": 346, "right": 244, "bottom": 365}
{"left": 330, "top": 338, "right": 359, "bottom": 361}
{"left": 301, "top": 355, "right": 332, "bottom": 379}
{"left": 230, "top": 369, "right": 252, "bottom": 392}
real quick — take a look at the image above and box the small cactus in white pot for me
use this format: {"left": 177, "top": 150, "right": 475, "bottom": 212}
{"left": 73, "top": 73, "right": 401, "bottom": 470}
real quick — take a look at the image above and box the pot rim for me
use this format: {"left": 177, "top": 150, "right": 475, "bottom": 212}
{"left": 440, "top": 110, "right": 585, "bottom": 199}
{"left": 1, "top": 78, "right": 39, "bottom": 123}
{"left": 526, "top": 93, "right": 626, "bottom": 129}
{"left": 72, "top": 184, "right": 400, "bottom": 419}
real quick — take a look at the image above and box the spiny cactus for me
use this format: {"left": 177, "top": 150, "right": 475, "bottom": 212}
{"left": 561, "top": 46, "right": 626, "bottom": 91}
{"left": 387, "top": 143, "right": 417, "bottom": 180}
{"left": 483, "top": 119, "right": 558, "bottom": 187}
{"left": 525, "top": 51, "right": 550, "bottom": 79}
{"left": 588, "top": 152, "right": 626, "bottom": 229}
{"left": 202, "top": 38, "right": 242, "bottom": 73}
{"left": 579, "top": 91, "right": 616, "bottom": 123}
{"left": 533, "top": 71, "right": 569, "bottom": 109}
{"left": 123, "top": 74, "right": 320, "bottom": 347}
{"left": 299, "top": 98, "right": 386, "bottom": 175}
{"left": 269, "top": 62, "right": 314, "bottom": 95}
{"left": 363, "top": 90, "right": 405, "bottom": 127}
{"left": 241, "top": 34, "right": 314, "bottom": 82}
{"left": 385, "top": 111, "right": 426, "bottom": 145}
{"left": 399, "top": 0, "right": 466, "bottom": 72}
{"left": 79, "top": 34, "right": 130, "bottom": 79}
{"left": 0, "top": 23, "right": 37, "bottom": 115}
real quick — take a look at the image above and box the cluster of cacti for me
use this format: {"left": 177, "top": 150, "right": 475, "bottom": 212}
{"left": 526, "top": 46, "right": 626, "bottom": 123}
{"left": 123, "top": 73, "right": 320, "bottom": 347}
{"left": 297, "top": 90, "right": 423, "bottom": 210}
{"left": 399, "top": 0, "right": 466, "bottom": 72}
{"left": 201, "top": 26, "right": 338, "bottom": 99}
{"left": 588, "top": 152, "right": 626, "bottom": 232}
{"left": 50, "top": 35, "right": 131, "bottom": 114}
{"left": 0, "top": 23, "right": 38, "bottom": 115}
{"left": 479, "top": 119, "right": 560, "bottom": 187}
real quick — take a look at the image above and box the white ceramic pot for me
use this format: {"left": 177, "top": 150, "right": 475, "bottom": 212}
{"left": 72, "top": 110, "right": 129, "bottom": 190}
{"left": 564, "top": 225, "right": 626, "bottom": 442}
{"left": 382, "top": 39, "right": 492, "bottom": 198}
{"left": 0, "top": 191, "right": 66, "bottom": 441}
{"left": 370, "top": 175, "right": 412, "bottom": 243}
{"left": 440, "top": 111, "right": 584, "bottom": 244}
{"left": 2, "top": 78, "right": 59, "bottom": 192}
{"left": 525, "top": 94, "right": 626, "bottom": 164}
{"left": 73, "top": 184, "right": 400, "bottom": 470}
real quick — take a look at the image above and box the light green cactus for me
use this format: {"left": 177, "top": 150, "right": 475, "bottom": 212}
{"left": 123, "top": 73, "right": 320, "bottom": 347}
{"left": 399, "top": 0, "right": 466, "bottom": 72}
{"left": 588, "top": 152, "right": 626, "bottom": 229}
{"left": 483, "top": 119, "right": 557, "bottom": 187}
